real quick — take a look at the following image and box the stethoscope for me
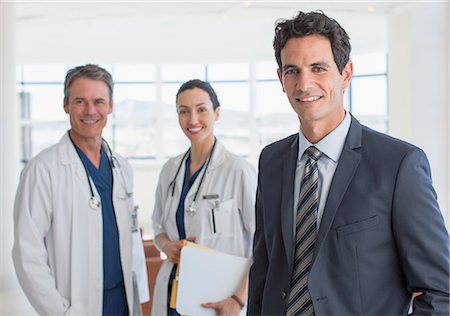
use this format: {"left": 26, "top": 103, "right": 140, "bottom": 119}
{"left": 169, "top": 137, "right": 217, "bottom": 216}
{"left": 68, "top": 131, "right": 127, "bottom": 210}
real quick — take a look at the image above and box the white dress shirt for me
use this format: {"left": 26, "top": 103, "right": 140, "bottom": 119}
{"left": 293, "top": 112, "right": 351, "bottom": 231}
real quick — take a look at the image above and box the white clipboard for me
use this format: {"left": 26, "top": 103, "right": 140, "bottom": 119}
{"left": 175, "top": 244, "right": 251, "bottom": 316}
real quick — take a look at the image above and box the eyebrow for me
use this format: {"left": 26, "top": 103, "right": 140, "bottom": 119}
{"left": 310, "top": 61, "right": 331, "bottom": 68}
{"left": 282, "top": 64, "right": 297, "bottom": 71}
{"left": 178, "top": 102, "right": 207, "bottom": 108}
{"left": 282, "top": 61, "right": 331, "bottom": 71}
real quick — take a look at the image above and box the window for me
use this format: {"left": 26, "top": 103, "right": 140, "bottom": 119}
{"left": 17, "top": 57, "right": 388, "bottom": 238}
{"left": 17, "top": 55, "right": 387, "bottom": 164}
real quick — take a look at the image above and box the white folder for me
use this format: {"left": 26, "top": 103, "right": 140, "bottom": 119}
{"left": 175, "top": 244, "right": 251, "bottom": 316}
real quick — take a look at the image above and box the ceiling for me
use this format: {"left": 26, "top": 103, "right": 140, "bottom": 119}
{"left": 14, "top": 0, "right": 417, "bottom": 21}
{"left": 10, "top": 0, "right": 431, "bottom": 63}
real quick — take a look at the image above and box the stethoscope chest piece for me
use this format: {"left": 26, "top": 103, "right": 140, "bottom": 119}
{"left": 186, "top": 201, "right": 196, "bottom": 216}
{"left": 89, "top": 196, "right": 100, "bottom": 209}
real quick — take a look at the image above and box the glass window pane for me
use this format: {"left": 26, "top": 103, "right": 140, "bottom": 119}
{"left": 23, "top": 64, "right": 67, "bottom": 82}
{"left": 356, "top": 117, "right": 387, "bottom": 133}
{"left": 256, "top": 81, "right": 291, "bottom": 116}
{"left": 161, "top": 64, "right": 205, "bottom": 81}
{"left": 30, "top": 122, "right": 70, "bottom": 156}
{"left": 352, "top": 52, "right": 387, "bottom": 75}
{"left": 114, "top": 125, "right": 156, "bottom": 158}
{"left": 113, "top": 64, "right": 156, "bottom": 82}
{"left": 161, "top": 103, "right": 189, "bottom": 158}
{"left": 207, "top": 63, "right": 249, "bottom": 81}
{"left": 113, "top": 84, "right": 156, "bottom": 158}
{"left": 114, "top": 83, "right": 156, "bottom": 104}
{"left": 213, "top": 82, "right": 249, "bottom": 112}
{"left": 24, "top": 84, "right": 66, "bottom": 121}
{"left": 257, "top": 113, "right": 299, "bottom": 148}
{"left": 162, "top": 83, "right": 180, "bottom": 107}
{"left": 256, "top": 61, "right": 279, "bottom": 80}
{"left": 351, "top": 76, "right": 387, "bottom": 116}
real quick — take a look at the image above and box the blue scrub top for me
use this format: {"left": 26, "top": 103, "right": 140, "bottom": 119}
{"left": 168, "top": 156, "right": 204, "bottom": 316}
{"left": 76, "top": 146, "right": 128, "bottom": 315}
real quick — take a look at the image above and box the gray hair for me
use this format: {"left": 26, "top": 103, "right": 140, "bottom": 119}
{"left": 64, "top": 64, "right": 113, "bottom": 103}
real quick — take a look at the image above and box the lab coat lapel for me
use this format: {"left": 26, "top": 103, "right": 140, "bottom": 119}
{"left": 281, "top": 135, "right": 299, "bottom": 270}
{"left": 59, "top": 133, "right": 88, "bottom": 181}
{"left": 312, "top": 117, "right": 362, "bottom": 262}
{"left": 185, "top": 141, "right": 224, "bottom": 201}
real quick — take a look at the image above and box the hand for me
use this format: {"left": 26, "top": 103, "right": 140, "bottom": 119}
{"left": 162, "top": 236, "right": 196, "bottom": 264}
{"left": 201, "top": 297, "right": 241, "bottom": 316}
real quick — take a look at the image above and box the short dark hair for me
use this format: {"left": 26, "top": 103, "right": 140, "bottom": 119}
{"left": 273, "top": 10, "right": 351, "bottom": 73}
{"left": 64, "top": 64, "right": 113, "bottom": 103}
{"left": 176, "top": 79, "right": 220, "bottom": 110}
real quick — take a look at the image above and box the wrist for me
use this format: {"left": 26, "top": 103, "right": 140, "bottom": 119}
{"left": 231, "top": 294, "right": 245, "bottom": 310}
{"left": 158, "top": 239, "right": 168, "bottom": 253}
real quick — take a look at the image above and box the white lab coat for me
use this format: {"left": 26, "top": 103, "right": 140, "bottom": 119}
{"left": 151, "top": 141, "right": 257, "bottom": 316}
{"left": 12, "top": 133, "right": 149, "bottom": 316}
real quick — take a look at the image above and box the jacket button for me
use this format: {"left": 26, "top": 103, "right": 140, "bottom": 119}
{"left": 281, "top": 291, "right": 287, "bottom": 299}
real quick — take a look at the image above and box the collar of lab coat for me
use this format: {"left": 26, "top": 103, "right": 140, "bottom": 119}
{"left": 170, "top": 139, "right": 227, "bottom": 173}
{"left": 58, "top": 132, "right": 111, "bottom": 166}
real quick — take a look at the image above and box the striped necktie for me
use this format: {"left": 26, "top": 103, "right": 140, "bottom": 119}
{"left": 286, "top": 146, "right": 322, "bottom": 316}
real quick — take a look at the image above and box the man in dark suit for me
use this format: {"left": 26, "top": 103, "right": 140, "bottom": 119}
{"left": 248, "top": 11, "right": 449, "bottom": 315}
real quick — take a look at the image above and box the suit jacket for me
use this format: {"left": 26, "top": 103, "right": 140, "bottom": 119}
{"left": 248, "top": 117, "right": 449, "bottom": 315}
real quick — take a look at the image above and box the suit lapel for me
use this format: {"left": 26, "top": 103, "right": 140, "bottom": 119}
{"left": 281, "top": 135, "right": 299, "bottom": 270}
{"left": 313, "top": 117, "right": 363, "bottom": 261}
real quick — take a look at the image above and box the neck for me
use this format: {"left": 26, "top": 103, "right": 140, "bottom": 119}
{"left": 189, "top": 135, "right": 215, "bottom": 174}
{"left": 300, "top": 110, "right": 345, "bottom": 144}
{"left": 69, "top": 130, "right": 102, "bottom": 167}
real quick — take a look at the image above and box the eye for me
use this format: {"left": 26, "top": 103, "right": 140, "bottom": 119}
{"left": 312, "top": 66, "right": 326, "bottom": 73}
{"left": 284, "top": 68, "right": 298, "bottom": 76}
{"left": 95, "top": 99, "right": 106, "bottom": 105}
{"left": 198, "top": 107, "right": 207, "bottom": 113}
{"left": 178, "top": 108, "right": 188, "bottom": 115}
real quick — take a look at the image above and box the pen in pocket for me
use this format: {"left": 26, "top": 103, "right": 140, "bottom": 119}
{"left": 211, "top": 209, "right": 217, "bottom": 234}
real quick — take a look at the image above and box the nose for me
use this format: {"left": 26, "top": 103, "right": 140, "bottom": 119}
{"left": 188, "top": 111, "right": 198, "bottom": 124}
{"left": 84, "top": 101, "right": 96, "bottom": 115}
{"left": 296, "top": 71, "right": 314, "bottom": 92}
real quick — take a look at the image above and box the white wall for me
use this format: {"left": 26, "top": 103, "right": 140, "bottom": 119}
{"left": 388, "top": 2, "right": 449, "bottom": 226}
{"left": 0, "top": 2, "right": 20, "bottom": 291}
{"left": 133, "top": 162, "right": 161, "bottom": 239}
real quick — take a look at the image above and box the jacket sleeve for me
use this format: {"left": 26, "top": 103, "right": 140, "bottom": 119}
{"left": 392, "top": 148, "right": 449, "bottom": 314}
{"left": 12, "top": 160, "right": 70, "bottom": 316}
{"left": 247, "top": 162, "right": 269, "bottom": 316}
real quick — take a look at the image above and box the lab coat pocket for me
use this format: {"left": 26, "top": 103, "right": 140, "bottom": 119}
{"left": 210, "top": 199, "right": 235, "bottom": 237}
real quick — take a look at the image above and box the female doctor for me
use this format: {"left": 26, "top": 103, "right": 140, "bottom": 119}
{"left": 151, "top": 79, "right": 257, "bottom": 316}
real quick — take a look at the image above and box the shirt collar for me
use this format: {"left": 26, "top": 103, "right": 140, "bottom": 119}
{"left": 298, "top": 111, "right": 351, "bottom": 162}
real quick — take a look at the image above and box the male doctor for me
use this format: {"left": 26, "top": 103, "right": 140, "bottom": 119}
{"left": 12, "top": 64, "right": 149, "bottom": 315}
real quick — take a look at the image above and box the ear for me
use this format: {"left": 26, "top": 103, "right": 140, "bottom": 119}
{"left": 341, "top": 61, "right": 353, "bottom": 90}
{"left": 108, "top": 101, "right": 113, "bottom": 114}
{"left": 214, "top": 106, "right": 220, "bottom": 121}
{"left": 277, "top": 68, "right": 286, "bottom": 93}
{"left": 63, "top": 102, "right": 69, "bottom": 114}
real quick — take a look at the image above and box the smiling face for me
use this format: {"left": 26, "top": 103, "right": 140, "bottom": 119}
{"left": 63, "top": 77, "right": 112, "bottom": 146}
{"left": 277, "top": 35, "right": 352, "bottom": 134}
{"left": 176, "top": 87, "right": 219, "bottom": 146}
